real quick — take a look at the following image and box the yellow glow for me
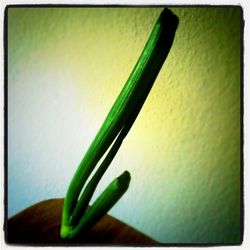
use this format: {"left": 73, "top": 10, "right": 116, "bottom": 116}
{"left": 8, "top": 7, "right": 241, "bottom": 243}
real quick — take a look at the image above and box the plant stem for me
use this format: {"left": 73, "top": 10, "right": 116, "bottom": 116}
{"left": 62, "top": 171, "right": 131, "bottom": 239}
{"left": 61, "top": 8, "right": 179, "bottom": 239}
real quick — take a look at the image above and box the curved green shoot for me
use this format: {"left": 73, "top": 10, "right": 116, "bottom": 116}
{"left": 60, "top": 8, "right": 179, "bottom": 239}
{"left": 61, "top": 171, "right": 131, "bottom": 239}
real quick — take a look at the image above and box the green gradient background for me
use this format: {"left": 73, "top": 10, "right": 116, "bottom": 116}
{"left": 8, "top": 7, "right": 241, "bottom": 243}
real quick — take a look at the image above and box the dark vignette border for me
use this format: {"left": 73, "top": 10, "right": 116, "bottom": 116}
{"left": 3, "top": 3, "right": 244, "bottom": 247}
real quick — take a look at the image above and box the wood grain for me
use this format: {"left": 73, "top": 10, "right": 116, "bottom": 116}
{"left": 6, "top": 198, "right": 157, "bottom": 246}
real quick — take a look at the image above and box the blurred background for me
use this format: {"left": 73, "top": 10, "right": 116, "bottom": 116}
{"left": 7, "top": 7, "right": 241, "bottom": 243}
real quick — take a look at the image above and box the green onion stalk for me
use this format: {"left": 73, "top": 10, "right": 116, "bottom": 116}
{"left": 60, "top": 8, "right": 179, "bottom": 240}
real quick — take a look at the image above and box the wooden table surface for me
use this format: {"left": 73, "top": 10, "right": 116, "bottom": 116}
{"left": 6, "top": 198, "right": 157, "bottom": 246}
